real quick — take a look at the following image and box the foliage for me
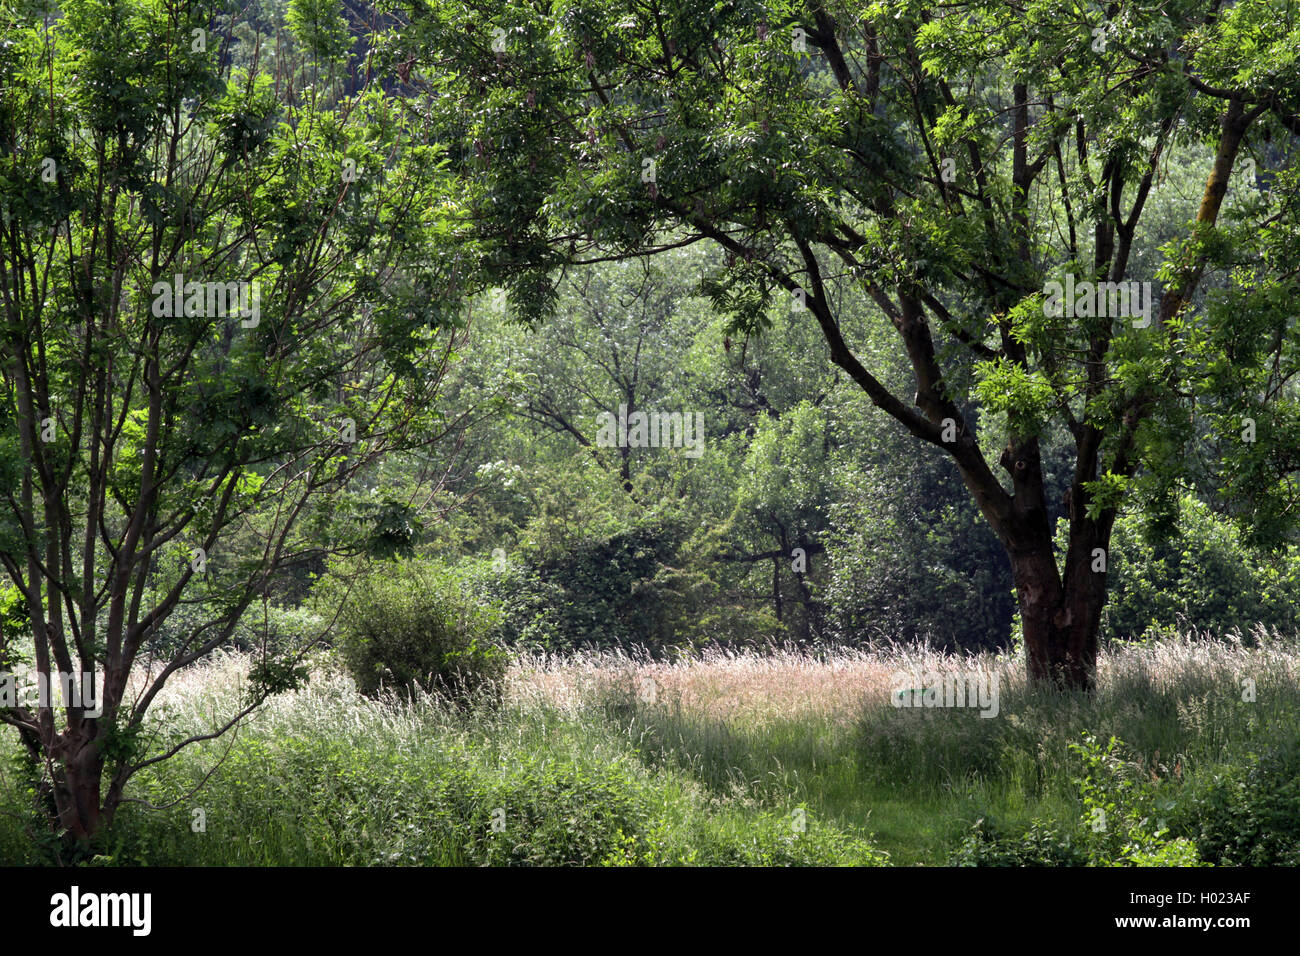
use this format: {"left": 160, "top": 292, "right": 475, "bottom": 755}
{"left": 49, "top": 661, "right": 888, "bottom": 866}
{"left": 951, "top": 819, "right": 1088, "bottom": 867}
{"left": 333, "top": 562, "right": 506, "bottom": 704}
{"left": 825, "top": 433, "right": 1015, "bottom": 651}
{"left": 1100, "top": 495, "right": 1300, "bottom": 642}
{"left": 3, "top": 0, "right": 1300, "bottom": 858}
{"left": 403, "top": 0, "right": 1300, "bottom": 691}
{"left": 0, "top": 583, "right": 29, "bottom": 671}
{"left": 1069, "top": 733, "right": 1207, "bottom": 867}
{"left": 0, "top": 637, "right": 1296, "bottom": 866}
{"left": 0, "top": 0, "right": 463, "bottom": 839}
{"left": 146, "top": 602, "right": 327, "bottom": 659}
{"left": 952, "top": 734, "right": 1208, "bottom": 866}
{"left": 1173, "top": 735, "right": 1300, "bottom": 866}
{"left": 463, "top": 516, "right": 776, "bottom": 654}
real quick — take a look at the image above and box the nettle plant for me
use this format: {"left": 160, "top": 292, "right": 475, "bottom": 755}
{"left": 405, "top": 0, "right": 1300, "bottom": 689}
{"left": 0, "top": 0, "right": 466, "bottom": 844}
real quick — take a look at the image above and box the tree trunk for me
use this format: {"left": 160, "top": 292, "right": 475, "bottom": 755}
{"left": 1008, "top": 542, "right": 1106, "bottom": 692}
{"left": 50, "top": 723, "right": 107, "bottom": 843}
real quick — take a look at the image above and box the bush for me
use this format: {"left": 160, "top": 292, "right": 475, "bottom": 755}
{"left": 949, "top": 735, "right": 1208, "bottom": 867}
{"left": 1174, "top": 736, "right": 1300, "bottom": 866}
{"left": 333, "top": 562, "right": 506, "bottom": 705}
{"left": 460, "top": 517, "right": 747, "bottom": 654}
{"left": 950, "top": 819, "right": 1088, "bottom": 866}
{"left": 1068, "top": 733, "right": 1207, "bottom": 866}
{"left": 1098, "top": 495, "right": 1300, "bottom": 642}
{"left": 824, "top": 452, "right": 1015, "bottom": 653}
{"left": 146, "top": 600, "right": 325, "bottom": 658}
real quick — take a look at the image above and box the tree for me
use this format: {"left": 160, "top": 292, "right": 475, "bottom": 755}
{"left": 0, "top": 0, "right": 459, "bottom": 845}
{"left": 823, "top": 408, "right": 1017, "bottom": 652}
{"left": 725, "top": 401, "right": 831, "bottom": 638}
{"left": 507, "top": 249, "right": 710, "bottom": 489}
{"left": 403, "top": 0, "right": 1300, "bottom": 689}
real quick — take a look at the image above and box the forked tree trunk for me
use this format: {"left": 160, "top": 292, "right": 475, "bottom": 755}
{"left": 48, "top": 723, "right": 108, "bottom": 843}
{"left": 1008, "top": 538, "right": 1108, "bottom": 692}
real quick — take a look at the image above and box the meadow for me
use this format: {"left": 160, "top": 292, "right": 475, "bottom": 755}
{"left": 4, "top": 632, "right": 1297, "bottom": 867}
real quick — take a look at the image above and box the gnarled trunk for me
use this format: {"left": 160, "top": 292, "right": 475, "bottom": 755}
{"left": 1008, "top": 540, "right": 1107, "bottom": 692}
{"left": 49, "top": 722, "right": 107, "bottom": 843}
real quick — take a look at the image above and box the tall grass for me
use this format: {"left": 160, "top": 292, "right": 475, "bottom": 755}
{"left": 0, "top": 652, "right": 885, "bottom": 866}
{"left": 1, "top": 631, "right": 1296, "bottom": 865}
{"left": 565, "top": 631, "right": 1300, "bottom": 863}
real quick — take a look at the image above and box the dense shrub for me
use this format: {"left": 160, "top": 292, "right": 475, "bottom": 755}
{"left": 145, "top": 601, "right": 326, "bottom": 658}
{"left": 333, "top": 562, "right": 506, "bottom": 704}
{"left": 951, "top": 819, "right": 1088, "bottom": 866}
{"left": 1173, "top": 736, "right": 1300, "bottom": 866}
{"left": 1068, "top": 733, "right": 1206, "bottom": 866}
{"left": 460, "top": 517, "right": 776, "bottom": 653}
{"left": 952, "top": 735, "right": 1205, "bottom": 867}
{"left": 824, "top": 451, "right": 1015, "bottom": 653}
{"left": 1098, "top": 495, "right": 1300, "bottom": 642}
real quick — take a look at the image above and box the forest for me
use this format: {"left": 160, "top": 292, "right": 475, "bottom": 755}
{"left": 0, "top": 0, "right": 1299, "bottom": 872}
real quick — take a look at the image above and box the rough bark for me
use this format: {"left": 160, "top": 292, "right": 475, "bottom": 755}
{"left": 1009, "top": 543, "right": 1106, "bottom": 692}
{"left": 51, "top": 723, "right": 107, "bottom": 842}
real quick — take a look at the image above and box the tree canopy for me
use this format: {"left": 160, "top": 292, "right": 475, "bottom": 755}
{"left": 401, "top": 0, "right": 1300, "bottom": 688}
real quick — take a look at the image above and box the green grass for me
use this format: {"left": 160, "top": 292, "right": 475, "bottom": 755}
{"left": 0, "top": 658, "right": 885, "bottom": 866}
{"left": 609, "top": 696, "right": 1068, "bottom": 865}
{"left": 2, "top": 631, "right": 1299, "bottom": 866}
{"left": 594, "top": 631, "right": 1300, "bottom": 864}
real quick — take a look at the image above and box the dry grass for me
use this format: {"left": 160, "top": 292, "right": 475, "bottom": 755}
{"left": 104, "top": 627, "right": 1300, "bottom": 756}
{"left": 503, "top": 627, "right": 1300, "bottom": 727}
{"left": 507, "top": 645, "right": 902, "bottom": 726}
